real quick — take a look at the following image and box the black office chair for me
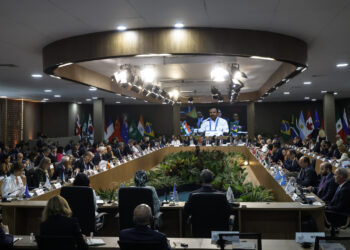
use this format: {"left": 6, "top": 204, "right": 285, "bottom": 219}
{"left": 217, "top": 233, "right": 262, "bottom": 250}
{"left": 187, "top": 193, "right": 234, "bottom": 237}
{"left": 36, "top": 235, "right": 88, "bottom": 250}
{"left": 118, "top": 241, "right": 163, "bottom": 250}
{"left": 60, "top": 186, "right": 106, "bottom": 235}
{"left": 314, "top": 236, "right": 350, "bottom": 250}
{"left": 311, "top": 158, "right": 317, "bottom": 170}
{"left": 325, "top": 210, "right": 350, "bottom": 237}
{"left": 118, "top": 187, "right": 162, "bottom": 230}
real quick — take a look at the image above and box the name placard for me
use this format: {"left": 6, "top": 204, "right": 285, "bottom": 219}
{"left": 53, "top": 183, "right": 62, "bottom": 189}
{"left": 295, "top": 232, "right": 325, "bottom": 243}
{"left": 34, "top": 189, "right": 45, "bottom": 196}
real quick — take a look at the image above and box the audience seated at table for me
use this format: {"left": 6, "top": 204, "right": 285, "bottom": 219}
{"left": 296, "top": 156, "right": 318, "bottom": 187}
{"left": 52, "top": 156, "right": 73, "bottom": 180}
{"left": 1, "top": 162, "right": 26, "bottom": 199}
{"left": 40, "top": 195, "right": 88, "bottom": 250}
{"left": 279, "top": 149, "right": 300, "bottom": 172}
{"left": 73, "top": 151, "right": 94, "bottom": 173}
{"left": 32, "top": 157, "right": 51, "bottom": 188}
{"left": 119, "top": 204, "right": 171, "bottom": 250}
{"left": 326, "top": 168, "right": 350, "bottom": 213}
{"left": 133, "top": 170, "right": 160, "bottom": 215}
{"left": 271, "top": 143, "right": 284, "bottom": 163}
{"left": 306, "top": 162, "right": 338, "bottom": 204}
{"left": 0, "top": 217, "right": 13, "bottom": 249}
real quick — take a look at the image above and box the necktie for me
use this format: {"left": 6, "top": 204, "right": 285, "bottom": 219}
{"left": 334, "top": 185, "right": 341, "bottom": 198}
{"left": 318, "top": 177, "right": 327, "bottom": 193}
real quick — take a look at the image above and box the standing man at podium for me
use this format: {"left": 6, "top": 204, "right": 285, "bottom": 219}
{"left": 199, "top": 108, "right": 229, "bottom": 136}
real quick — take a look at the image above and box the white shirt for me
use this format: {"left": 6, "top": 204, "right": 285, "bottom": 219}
{"left": 171, "top": 140, "right": 181, "bottom": 146}
{"left": 199, "top": 117, "right": 229, "bottom": 136}
{"left": 1, "top": 175, "right": 26, "bottom": 198}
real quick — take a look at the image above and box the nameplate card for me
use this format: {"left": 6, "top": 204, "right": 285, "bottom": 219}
{"left": 50, "top": 164, "right": 54, "bottom": 169}
{"left": 34, "top": 189, "right": 45, "bottom": 196}
{"left": 317, "top": 156, "right": 322, "bottom": 159}
{"left": 53, "top": 183, "right": 62, "bottom": 189}
{"left": 295, "top": 232, "right": 325, "bottom": 243}
{"left": 211, "top": 231, "right": 240, "bottom": 244}
{"left": 68, "top": 178, "right": 75, "bottom": 183}
{"left": 291, "top": 193, "right": 299, "bottom": 201}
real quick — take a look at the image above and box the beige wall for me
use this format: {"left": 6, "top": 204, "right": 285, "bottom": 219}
{"left": 24, "top": 102, "right": 42, "bottom": 141}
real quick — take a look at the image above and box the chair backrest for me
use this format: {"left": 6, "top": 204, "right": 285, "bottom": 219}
{"left": 312, "top": 158, "right": 317, "bottom": 170}
{"left": 118, "top": 240, "right": 163, "bottom": 250}
{"left": 189, "top": 192, "right": 232, "bottom": 237}
{"left": 36, "top": 235, "right": 78, "bottom": 250}
{"left": 314, "top": 236, "right": 350, "bottom": 250}
{"left": 118, "top": 187, "right": 154, "bottom": 230}
{"left": 60, "top": 186, "right": 96, "bottom": 235}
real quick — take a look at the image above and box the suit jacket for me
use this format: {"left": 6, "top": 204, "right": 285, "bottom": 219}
{"left": 92, "top": 153, "right": 102, "bottom": 166}
{"left": 113, "top": 148, "right": 123, "bottom": 160}
{"left": 327, "top": 180, "right": 350, "bottom": 213}
{"left": 313, "top": 173, "right": 338, "bottom": 203}
{"left": 119, "top": 225, "right": 170, "bottom": 250}
{"left": 271, "top": 149, "right": 284, "bottom": 163}
{"left": 0, "top": 226, "right": 13, "bottom": 249}
{"left": 73, "top": 158, "right": 94, "bottom": 172}
{"left": 40, "top": 215, "right": 87, "bottom": 250}
{"left": 283, "top": 159, "right": 300, "bottom": 172}
{"left": 297, "top": 165, "right": 318, "bottom": 187}
{"left": 123, "top": 145, "right": 132, "bottom": 156}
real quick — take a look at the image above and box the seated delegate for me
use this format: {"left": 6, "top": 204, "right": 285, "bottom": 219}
{"left": 119, "top": 204, "right": 171, "bottom": 250}
{"left": 40, "top": 195, "right": 88, "bottom": 250}
{"left": 1, "top": 162, "right": 26, "bottom": 199}
{"left": 32, "top": 157, "right": 51, "bottom": 188}
{"left": 73, "top": 151, "right": 94, "bottom": 173}
{"left": 326, "top": 168, "right": 350, "bottom": 213}
{"left": 296, "top": 156, "right": 318, "bottom": 187}
{"left": 0, "top": 217, "right": 13, "bottom": 249}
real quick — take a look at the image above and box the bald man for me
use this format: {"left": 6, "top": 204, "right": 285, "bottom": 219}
{"left": 119, "top": 204, "right": 170, "bottom": 250}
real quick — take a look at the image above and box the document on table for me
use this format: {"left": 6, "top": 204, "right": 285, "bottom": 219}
{"left": 13, "top": 237, "right": 22, "bottom": 243}
{"left": 87, "top": 238, "right": 105, "bottom": 246}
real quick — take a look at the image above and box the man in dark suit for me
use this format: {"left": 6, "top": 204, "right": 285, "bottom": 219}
{"left": 297, "top": 156, "right": 318, "bottom": 187}
{"left": 119, "top": 204, "right": 171, "bottom": 250}
{"left": 306, "top": 162, "right": 338, "bottom": 203}
{"left": 0, "top": 220, "right": 13, "bottom": 249}
{"left": 123, "top": 140, "right": 133, "bottom": 156}
{"left": 112, "top": 143, "right": 123, "bottom": 160}
{"left": 271, "top": 143, "right": 284, "bottom": 163}
{"left": 281, "top": 149, "right": 300, "bottom": 172}
{"left": 326, "top": 168, "right": 350, "bottom": 212}
{"left": 73, "top": 151, "right": 94, "bottom": 173}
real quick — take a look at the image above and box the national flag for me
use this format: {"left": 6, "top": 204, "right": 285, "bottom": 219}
{"left": 186, "top": 106, "right": 198, "bottom": 119}
{"left": 274, "top": 170, "right": 282, "bottom": 181}
{"left": 314, "top": 110, "right": 320, "bottom": 130}
{"left": 75, "top": 114, "right": 81, "bottom": 139}
{"left": 336, "top": 113, "right": 346, "bottom": 141}
{"left": 297, "top": 111, "right": 308, "bottom": 140}
{"left": 280, "top": 119, "right": 291, "bottom": 142}
{"left": 343, "top": 109, "right": 349, "bottom": 135}
{"left": 144, "top": 122, "right": 155, "bottom": 138}
{"left": 25, "top": 185, "right": 31, "bottom": 198}
{"left": 138, "top": 115, "right": 145, "bottom": 137}
{"left": 104, "top": 120, "right": 107, "bottom": 140}
{"left": 62, "top": 171, "right": 65, "bottom": 183}
{"left": 129, "top": 121, "right": 142, "bottom": 141}
{"left": 104, "top": 117, "right": 114, "bottom": 141}
{"left": 110, "top": 116, "right": 122, "bottom": 141}
{"left": 121, "top": 117, "right": 129, "bottom": 143}
{"left": 82, "top": 121, "right": 87, "bottom": 138}
{"left": 305, "top": 111, "right": 314, "bottom": 138}
{"left": 88, "top": 114, "right": 94, "bottom": 137}
{"left": 182, "top": 121, "right": 191, "bottom": 135}
{"left": 290, "top": 115, "right": 299, "bottom": 139}
{"left": 280, "top": 174, "right": 286, "bottom": 186}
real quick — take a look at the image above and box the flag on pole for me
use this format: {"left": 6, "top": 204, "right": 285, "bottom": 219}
{"left": 129, "top": 121, "right": 142, "bottom": 141}
{"left": 343, "top": 109, "right": 349, "bottom": 135}
{"left": 290, "top": 115, "right": 299, "bottom": 139}
{"left": 110, "top": 116, "right": 122, "bottom": 141}
{"left": 336, "top": 113, "right": 346, "bottom": 141}
{"left": 297, "top": 111, "right": 308, "bottom": 140}
{"left": 121, "top": 116, "right": 129, "bottom": 143}
{"left": 274, "top": 170, "right": 282, "bottom": 181}
{"left": 105, "top": 117, "right": 114, "bottom": 141}
{"left": 280, "top": 174, "right": 286, "bottom": 186}
{"left": 138, "top": 115, "right": 145, "bottom": 137}
{"left": 25, "top": 185, "right": 31, "bottom": 198}
{"left": 88, "top": 114, "right": 94, "bottom": 138}
{"left": 305, "top": 111, "right": 314, "bottom": 138}
{"left": 144, "top": 122, "right": 155, "bottom": 138}
{"left": 314, "top": 110, "right": 320, "bottom": 130}
{"left": 280, "top": 119, "right": 291, "bottom": 142}
{"left": 186, "top": 106, "right": 198, "bottom": 119}
{"left": 182, "top": 121, "right": 191, "bottom": 135}
{"left": 75, "top": 114, "right": 81, "bottom": 139}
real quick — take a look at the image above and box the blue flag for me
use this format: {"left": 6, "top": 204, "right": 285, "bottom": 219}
{"left": 173, "top": 184, "right": 176, "bottom": 201}
{"left": 274, "top": 171, "right": 282, "bottom": 181}
{"left": 62, "top": 171, "right": 65, "bottom": 183}
{"left": 120, "top": 183, "right": 123, "bottom": 188}
{"left": 121, "top": 118, "right": 129, "bottom": 143}
{"left": 25, "top": 185, "right": 31, "bottom": 198}
{"left": 314, "top": 110, "right": 320, "bottom": 130}
{"left": 280, "top": 174, "right": 286, "bottom": 186}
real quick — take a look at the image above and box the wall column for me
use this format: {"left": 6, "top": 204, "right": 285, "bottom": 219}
{"left": 93, "top": 99, "right": 105, "bottom": 143}
{"left": 172, "top": 105, "right": 180, "bottom": 136}
{"left": 68, "top": 103, "right": 78, "bottom": 136}
{"left": 247, "top": 102, "right": 255, "bottom": 140}
{"left": 323, "top": 93, "right": 336, "bottom": 142}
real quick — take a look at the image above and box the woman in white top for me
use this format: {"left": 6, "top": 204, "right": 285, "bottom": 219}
{"left": 337, "top": 145, "right": 350, "bottom": 163}
{"left": 171, "top": 136, "right": 181, "bottom": 147}
{"left": 1, "top": 162, "right": 26, "bottom": 199}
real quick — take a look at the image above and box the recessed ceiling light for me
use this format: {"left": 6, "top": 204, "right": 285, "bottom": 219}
{"left": 77, "top": 102, "right": 82, "bottom": 104}
{"left": 0, "top": 96, "right": 7, "bottom": 98}
{"left": 131, "top": 97, "right": 136, "bottom": 100}
{"left": 43, "top": 98, "right": 49, "bottom": 101}
{"left": 334, "top": 92, "right": 338, "bottom": 95}
{"left": 116, "top": 25, "right": 127, "bottom": 31}
{"left": 54, "top": 95, "right": 61, "bottom": 98}
{"left": 125, "top": 96, "right": 130, "bottom": 99}
{"left": 50, "top": 75, "right": 61, "bottom": 79}
{"left": 283, "top": 92, "right": 290, "bottom": 95}
{"left": 31, "top": 74, "right": 42, "bottom": 78}
{"left": 257, "top": 100, "right": 263, "bottom": 102}
{"left": 86, "top": 98, "right": 91, "bottom": 101}
{"left": 174, "top": 22, "right": 184, "bottom": 28}
{"left": 89, "top": 87, "right": 97, "bottom": 91}
{"left": 301, "top": 67, "right": 307, "bottom": 72}
{"left": 144, "top": 100, "right": 148, "bottom": 103}
{"left": 58, "top": 62, "right": 73, "bottom": 68}
{"left": 321, "top": 90, "right": 327, "bottom": 93}
{"left": 336, "top": 63, "right": 348, "bottom": 68}
{"left": 116, "top": 101, "right": 121, "bottom": 104}
{"left": 303, "top": 81, "right": 312, "bottom": 85}
{"left": 92, "top": 97, "right": 98, "bottom": 100}
{"left": 44, "top": 89, "right": 52, "bottom": 92}
{"left": 312, "top": 99, "right": 317, "bottom": 101}
{"left": 250, "top": 56, "right": 275, "bottom": 61}
{"left": 304, "top": 96, "right": 310, "bottom": 100}
{"left": 296, "top": 67, "right": 303, "bottom": 71}
{"left": 115, "top": 93, "right": 121, "bottom": 96}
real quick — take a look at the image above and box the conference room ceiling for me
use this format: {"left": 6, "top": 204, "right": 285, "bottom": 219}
{"left": 1, "top": 0, "right": 350, "bottom": 104}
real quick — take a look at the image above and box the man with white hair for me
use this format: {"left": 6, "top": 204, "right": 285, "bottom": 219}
{"left": 52, "top": 156, "right": 70, "bottom": 180}
{"left": 326, "top": 167, "right": 350, "bottom": 212}
{"left": 92, "top": 146, "right": 106, "bottom": 165}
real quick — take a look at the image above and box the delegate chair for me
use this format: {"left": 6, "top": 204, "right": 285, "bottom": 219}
{"left": 36, "top": 235, "right": 87, "bottom": 250}
{"left": 118, "top": 241, "right": 163, "bottom": 250}
{"left": 325, "top": 211, "right": 350, "bottom": 237}
{"left": 118, "top": 187, "right": 162, "bottom": 230}
{"left": 60, "top": 186, "right": 106, "bottom": 235}
{"left": 187, "top": 193, "right": 234, "bottom": 237}
{"left": 314, "top": 236, "right": 350, "bottom": 250}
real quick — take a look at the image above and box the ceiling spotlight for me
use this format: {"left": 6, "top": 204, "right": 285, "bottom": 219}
{"left": 31, "top": 74, "right": 42, "bottom": 78}
{"left": 86, "top": 98, "right": 92, "bottom": 101}
{"left": 114, "top": 69, "right": 129, "bottom": 84}
{"left": 334, "top": 92, "right": 338, "bottom": 95}
{"left": 50, "top": 75, "right": 61, "bottom": 79}
{"left": 77, "top": 102, "right": 82, "bottom": 104}
{"left": 303, "top": 81, "right": 312, "bottom": 85}
{"left": 304, "top": 97, "right": 310, "bottom": 100}
{"left": 136, "top": 53, "right": 171, "bottom": 57}
{"left": 54, "top": 95, "right": 61, "bottom": 98}
{"left": 174, "top": 22, "right": 184, "bottom": 28}
{"left": 140, "top": 66, "right": 157, "bottom": 84}
{"left": 312, "top": 99, "right": 317, "bottom": 101}
{"left": 89, "top": 87, "right": 97, "bottom": 91}
{"left": 283, "top": 92, "right": 290, "bottom": 95}
{"left": 116, "top": 101, "right": 121, "bottom": 104}
{"left": 296, "top": 66, "right": 303, "bottom": 71}
{"left": 336, "top": 63, "right": 348, "bottom": 68}
{"left": 211, "top": 66, "right": 229, "bottom": 82}
{"left": 321, "top": 90, "right": 327, "bottom": 93}
{"left": 169, "top": 89, "right": 179, "bottom": 100}
{"left": 43, "top": 98, "right": 49, "bottom": 101}
{"left": 44, "top": 89, "right": 52, "bottom": 93}
{"left": 232, "top": 67, "right": 247, "bottom": 80}
{"left": 0, "top": 96, "right": 7, "bottom": 98}
{"left": 117, "top": 25, "right": 127, "bottom": 31}
{"left": 92, "top": 97, "right": 98, "bottom": 100}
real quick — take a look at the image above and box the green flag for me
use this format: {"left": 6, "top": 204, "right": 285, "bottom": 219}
{"left": 280, "top": 118, "right": 291, "bottom": 142}
{"left": 128, "top": 121, "right": 142, "bottom": 141}
{"left": 186, "top": 106, "right": 198, "bottom": 119}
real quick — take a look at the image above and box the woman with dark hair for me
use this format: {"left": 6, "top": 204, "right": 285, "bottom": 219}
{"left": 33, "top": 157, "right": 51, "bottom": 188}
{"left": 56, "top": 146, "right": 64, "bottom": 162}
{"left": 40, "top": 195, "right": 87, "bottom": 250}
{"left": 133, "top": 170, "right": 160, "bottom": 215}
{"left": 73, "top": 173, "right": 98, "bottom": 216}
{"left": 0, "top": 154, "right": 12, "bottom": 177}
